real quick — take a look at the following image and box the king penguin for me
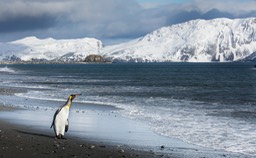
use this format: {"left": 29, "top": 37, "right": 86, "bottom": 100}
{"left": 51, "top": 94, "right": 81, "bottom": 139}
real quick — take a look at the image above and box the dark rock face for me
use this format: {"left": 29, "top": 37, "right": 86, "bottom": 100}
{"left": 2, "top": 55, "right": 21, "bottom": 62}
{"left": 84, "top": 55, "right": 105, "bottom": 63}
{"left": 242, "top": 52, "right": 256, "bottom": 61}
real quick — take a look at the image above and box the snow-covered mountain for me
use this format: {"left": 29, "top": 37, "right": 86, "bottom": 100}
{"left": 103, "top": 18, "right": 256, "bottom": 62}
{"left": 0, "top": 36, "right": 103, "bottom": 62}
{"left": 0, "top": 18, "right": 256, "bottom": 63}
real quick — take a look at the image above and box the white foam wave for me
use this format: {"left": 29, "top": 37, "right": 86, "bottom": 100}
{"left": 15, "top": 92, "right": 64, "bottom": 102}
{"left": 15, "top": 91, "right": 117, "bottom": 107}
{"left": 15, "top": 92, "right": 124, "bottom": 109}
{"left": 0, "top": 66, "right": 15, "bottom": 73}
{"left": 11, "top": 84, "right": 55, "bottom": 90}
{"left": 108, "top": 97, "right": 256, "bottom": 156}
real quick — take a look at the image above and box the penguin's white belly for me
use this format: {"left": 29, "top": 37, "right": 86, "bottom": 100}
{"left": 55, "top": 107, "right": 69, "bottom": 136}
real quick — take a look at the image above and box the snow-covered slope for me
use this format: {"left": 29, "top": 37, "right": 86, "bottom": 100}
{"left": 0, "top": 18, "right": 255, "bottom": 63}
{"left": 103, "top": 18, "right": 256, "bottom": 62}
{"left": 0, "top": 36, "right": 103, "bottom": 62}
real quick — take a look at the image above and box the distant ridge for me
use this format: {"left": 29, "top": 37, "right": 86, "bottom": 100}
{"left": 103, "top": 17, "right": 256, "bottom": 62}
{"left": 0, "top": 18, "right": 256, "bottom": 63}
{"left": 0, "top": 36, "right": 103, "bottom": 63}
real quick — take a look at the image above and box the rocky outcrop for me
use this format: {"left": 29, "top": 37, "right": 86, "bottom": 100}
{"left": 84, "top": 54, "right": 110, "bottom": 63}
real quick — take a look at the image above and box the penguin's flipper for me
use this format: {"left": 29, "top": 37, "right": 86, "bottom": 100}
{"left": 65, "top": 119, "right": 69, "bottom": 132}
{"left": 50, "top": 108, "right": 61, "bottom": 128}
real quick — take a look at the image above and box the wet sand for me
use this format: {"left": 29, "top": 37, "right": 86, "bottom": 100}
{"left": 0, "top": 120, "right": 162, "bottom": 158}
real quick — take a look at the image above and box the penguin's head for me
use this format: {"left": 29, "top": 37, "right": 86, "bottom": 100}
{"left": 70, "top": 94, "right": 81, "bottom": 102}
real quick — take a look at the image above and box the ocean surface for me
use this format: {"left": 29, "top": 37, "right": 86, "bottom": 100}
{"left": 0, "top": 62, "right": 256, "bottom": 155}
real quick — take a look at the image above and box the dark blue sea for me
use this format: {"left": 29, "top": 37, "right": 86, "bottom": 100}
{"left": 0, "top": 62, "right": 256, "bottom": 155}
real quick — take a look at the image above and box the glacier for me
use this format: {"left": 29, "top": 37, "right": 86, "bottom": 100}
{"left": 0, "top": 17, "right": 256, "bottom": 63}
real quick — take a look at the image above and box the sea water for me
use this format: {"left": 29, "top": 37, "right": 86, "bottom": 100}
{"left": 0, "top": 63, "right": 256, "bottom": 156}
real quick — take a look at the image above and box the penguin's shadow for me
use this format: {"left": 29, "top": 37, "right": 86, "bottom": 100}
{"left": 15, "top": 130, "right": 54, "bottom": 139}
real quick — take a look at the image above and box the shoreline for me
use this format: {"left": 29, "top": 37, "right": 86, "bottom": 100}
{"left": 0, "top": 104, "right": 168, "bottom": 158}
{"left": 0, "top": 104, "right": 248, "bottom": 158}
{"left": 0, "top": 119, "right": 159, "bottom": 158}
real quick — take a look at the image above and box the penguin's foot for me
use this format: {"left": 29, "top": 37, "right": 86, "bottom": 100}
{"left": 56, "top": 134, "right": 64, "bottom": 139}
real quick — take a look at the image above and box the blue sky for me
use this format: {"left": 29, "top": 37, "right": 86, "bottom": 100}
{"left": 0, "top": 0, "right": 255, "bottom": 45}
{"left": 137, "top": 0, "right": 190, "bottom": 3}
{"left": 137, "top": 0, "right": 252, "bottom": 4}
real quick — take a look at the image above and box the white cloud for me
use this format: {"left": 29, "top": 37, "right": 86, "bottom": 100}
{"left": 192, "top": 0, "right": 256, "bottom": 14}
{"left": 0, "top": 0, "right": 71, "bottom": 21}
{"left": 0, "top": 0, "right": 255, "bottom": 44}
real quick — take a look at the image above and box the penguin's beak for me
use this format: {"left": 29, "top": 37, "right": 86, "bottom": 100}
{"left": 73, "top": 94, "right": 81, "bottom": 97}
{"left": 71, "top": 94, "right": 81, "bottom": 101}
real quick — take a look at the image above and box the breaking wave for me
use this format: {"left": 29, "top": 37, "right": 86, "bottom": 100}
{"left": 0, "top": 66, "right": 16, "bottom": 73}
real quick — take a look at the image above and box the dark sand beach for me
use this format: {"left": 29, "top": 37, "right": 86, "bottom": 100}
{"left": 0, "top": 114, "right": 159, "bottom": 158}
